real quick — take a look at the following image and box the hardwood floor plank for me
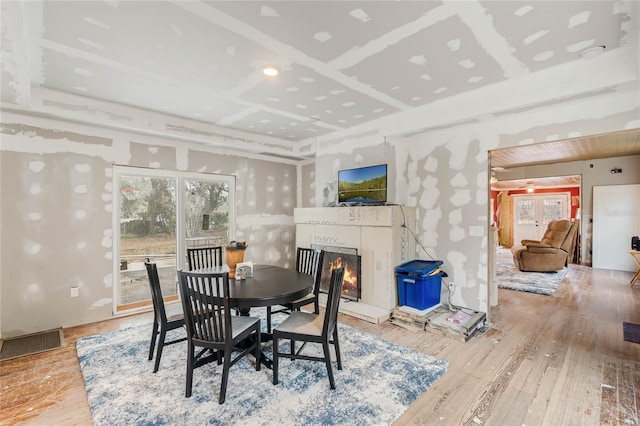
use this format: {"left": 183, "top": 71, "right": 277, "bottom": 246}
{"left": 618, "top": 362, "right": 638, "bottom": 424}
{"left": 2, "top": 263, "right": 639, "bottom": 426}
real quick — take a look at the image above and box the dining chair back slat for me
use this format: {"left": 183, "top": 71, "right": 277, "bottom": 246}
{"left": 272, "top": 264, "right": 346, "bottom": 389}
{"left": 178, "top": 269, "right": 261, "bottom": 404}
{"left": 295, "top": 248, "right": 325, "bottom": 313}
{"left": 187, "top": 246, "right": 223, "bottom": 271}
{"left": 266, "top": 248, "right": 324, "bottom": 332}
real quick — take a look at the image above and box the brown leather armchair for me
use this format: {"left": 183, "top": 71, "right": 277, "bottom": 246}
{"left": 511, "top": 220, "right": 578, "bottom": 272}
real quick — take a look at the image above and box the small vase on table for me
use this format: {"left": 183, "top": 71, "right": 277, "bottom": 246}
{"left": 225, "top": 241, "right": 247, "bottom": 279}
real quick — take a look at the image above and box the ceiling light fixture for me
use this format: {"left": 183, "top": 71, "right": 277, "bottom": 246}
{"left": 526, "top": 184, "right": 535, "bottom": 193}
{"left": 490, "top": 171, "right": 498, "bottom": 184}
{"left": 579, "top": 45, "right": 605, "bottom": 60}
{"left": 261, "top": 65, "right": 280, "bottom": 77}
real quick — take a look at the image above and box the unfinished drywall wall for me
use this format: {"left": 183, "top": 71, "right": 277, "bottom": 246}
{"left": 299, "top": 162, "right": 316, "bottom": 208}
{"left": 313, "top": 93, "right": 639, "bottom": 316}
{"left": 0, "top": 114, "right": 297, "bottom": 338}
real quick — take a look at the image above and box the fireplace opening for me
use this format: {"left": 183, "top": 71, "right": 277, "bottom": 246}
{"left": 316, "top": 249, "right": 361, "bottom": 301}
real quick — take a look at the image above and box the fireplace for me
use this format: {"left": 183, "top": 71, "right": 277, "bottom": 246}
{"left": 313, "top": 247, "right": 361, "bottom": 301}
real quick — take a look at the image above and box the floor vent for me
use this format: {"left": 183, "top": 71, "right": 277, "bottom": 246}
{"left": 0, "top": 329, "right": 64, "bottom": 361}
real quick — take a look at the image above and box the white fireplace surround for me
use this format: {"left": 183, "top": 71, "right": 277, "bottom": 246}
{"left": 294, "top": 205, "right": 416, "bottom": 323}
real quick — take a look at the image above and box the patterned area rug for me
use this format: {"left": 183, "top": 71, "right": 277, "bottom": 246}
{"left": 496, "top": 261, "right": 568, "bottom": 296}
{"left": 76, "top": 312, "right": 447, "bottom": 425}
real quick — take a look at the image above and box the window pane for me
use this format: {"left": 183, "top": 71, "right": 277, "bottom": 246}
{"left": 542, "top": 198, "right": 563, "bottom": 224}
{"left": 184, "top": 178, "right": 230, "bottom": 268}
{"left": 517, "top": 199, "right": 535, "bottom": 225}
{"left": 119, "top": 175, "right": 177, "bottom": 306}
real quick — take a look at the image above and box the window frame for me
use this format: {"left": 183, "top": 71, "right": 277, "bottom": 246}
{"left": 112, "top": 165, "right": 236, "bottom": 314}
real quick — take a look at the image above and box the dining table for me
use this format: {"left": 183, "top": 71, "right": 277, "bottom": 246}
{"left": 191, "top": 263, "right": 314, "bottom": 368}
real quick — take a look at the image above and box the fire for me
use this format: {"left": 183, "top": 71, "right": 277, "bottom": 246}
{"left": 327, "top": 256, "right": 358, "bottom": 295}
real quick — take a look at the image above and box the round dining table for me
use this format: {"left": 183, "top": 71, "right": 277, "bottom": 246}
{"left": 189, "top": 264, "right": 314, "bottom": 369}
{"left": 193, "top": 264, "right": 314, "bottom": 310}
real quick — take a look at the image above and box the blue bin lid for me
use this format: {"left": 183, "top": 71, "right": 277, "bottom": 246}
{"left": 395, "top": 259, "right": 443, "bottom": 275}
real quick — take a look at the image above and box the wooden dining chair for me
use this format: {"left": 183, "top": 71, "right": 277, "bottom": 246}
{"left": 272, "top": 264, "right": 346, "bottom": 390}
{"left": 178, "top": 269, "right": 261, "bottom": 404}
{"left": 267, "top": 248, "right": 324, "bottom": 332}
{"left": 144, "top": 258, "right": 186, "bottom": 373}
{"left": 186, "top": 246, "right": 223, "bottom": 270}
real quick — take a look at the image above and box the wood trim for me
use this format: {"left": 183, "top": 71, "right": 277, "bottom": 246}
{"left": 115, "top": 294, "right": 179, "bottom": 313}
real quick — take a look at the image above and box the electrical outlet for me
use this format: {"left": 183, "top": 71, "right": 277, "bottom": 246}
{"left": 448, "top": 282, "right": 455, "bottom": 292}
{"left": 70, "top": 286, "right": 79, "bottom": 298}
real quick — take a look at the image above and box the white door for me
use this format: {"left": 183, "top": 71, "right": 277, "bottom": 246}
{"left": 593, "top": 184, "right": 640, "bottom": 271}
{"left": 513, "top": 194, "right": 570, "bottom": 245}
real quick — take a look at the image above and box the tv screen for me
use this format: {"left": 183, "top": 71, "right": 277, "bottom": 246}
{"left": 338, "top": 164, "right": 387, "bottom": 204}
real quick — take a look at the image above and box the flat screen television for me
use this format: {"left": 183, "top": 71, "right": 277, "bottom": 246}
{"left": 338, "top": 164, "right": 387, "bottom": 204}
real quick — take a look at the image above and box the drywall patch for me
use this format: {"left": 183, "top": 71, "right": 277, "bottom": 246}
{"left": 524, "top": 30, "right": 548, "bottom": 45}
{"left": 447, "top": 142, "right": 469, "bottom": 170}
{"left": 534, "top": 51, "right": 554, "bottom": 62}
{"left": 450, "top": 189, "right": 471, "bottom": 206}
{"left": 30, "top": 183, "right": 42, "bottom": 195}
{"left": 27, "top": 212, "right": 42, "bottom": 221}
{"left": 22, "top": 283, "right": 45, "bottom": 304}
{"left": 24, "top": 241, "right": 42, "bottom": 255}
{"left": 75, "top": 210, "right": 87, "bottom": 220}
{"left": 421, "top": 209, "right": 441, "bottom": 247}
{"left": 29, "top": 161, "right": 45, "bottom": 173}
{"left": 314, "top": 32, "right": 332, "bottom": 42}
{"left": 103, "top": 274, "right": 112, "bottom": 288}
{"left": 451, "top": 172, "right": 468, "bottom": 187}
{"left": 260, "top": 5, "right": 278, "bottom": 17}
{"left": 569, "top": 10, "right": 591, "bottom": 28}
{"left": 90, "top": 298, "right": 112, "bottom": 308}
{"left": 449, "top": 209, "right": 466, "bottom": 242}
{"left": 626, "top": 119, "right": 640, "bottom": 129}
{"left": 101, "top": 237, "right": 111, "bottom": 248}
{"left": 75, "top": 163, "right": 91, "bottom": 173}
{"left": 424, "top": 156, "right": 438, "bottom": 172}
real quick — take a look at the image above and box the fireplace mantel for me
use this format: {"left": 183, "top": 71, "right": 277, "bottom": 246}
{"left": 294, "top": 205, "right": 416, "bottom": 323}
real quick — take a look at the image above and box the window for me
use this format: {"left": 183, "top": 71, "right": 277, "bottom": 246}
{"left": 114, "top": 167, "right": 235, "bottom": 312}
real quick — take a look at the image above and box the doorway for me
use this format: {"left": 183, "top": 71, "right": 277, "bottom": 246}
{"left": 513, "top": 193, "right": 570, "bottom": 244}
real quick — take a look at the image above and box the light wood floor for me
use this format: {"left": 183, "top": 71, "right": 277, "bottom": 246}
{"left": 1, "top": 263, "right": 639, "bottom": 425}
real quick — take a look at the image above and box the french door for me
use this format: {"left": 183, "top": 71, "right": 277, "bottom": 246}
{"left": 513, "top": 193, "right": 570, "bottom": 244}
{"left": 114, "top": 166, "right": 235, "bottom": 312}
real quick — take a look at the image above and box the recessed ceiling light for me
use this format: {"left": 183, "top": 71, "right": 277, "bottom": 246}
{"left": 579, "top": 45, "right": 605, "bottom": 60}
{"left": 261, "top": 65, "right": 280, "bottom": 77}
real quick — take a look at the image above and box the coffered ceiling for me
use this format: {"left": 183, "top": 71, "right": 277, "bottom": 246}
{"left": 1, "top": 1, "right": 638, "bottom": 161}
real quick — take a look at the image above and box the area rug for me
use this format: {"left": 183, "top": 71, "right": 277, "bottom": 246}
{"left": 495, "top": 261, "right": 568, "bottom": 296}
{"left": 623, "top": 322, "right": 640, "bottom": 344}
{"left": 76, "top": 312, "right": 448, "bottom": 425}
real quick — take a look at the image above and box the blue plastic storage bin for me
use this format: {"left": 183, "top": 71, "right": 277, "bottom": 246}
{"left": 395, "top": 260, "right": 444, "bottom": 310}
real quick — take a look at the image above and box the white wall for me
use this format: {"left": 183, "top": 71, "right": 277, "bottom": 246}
{"left": 0, "top": 113, "right": 298, "bottom": 338}
{"left": 308, "top": 92, "right": 639, "bottom": 317}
